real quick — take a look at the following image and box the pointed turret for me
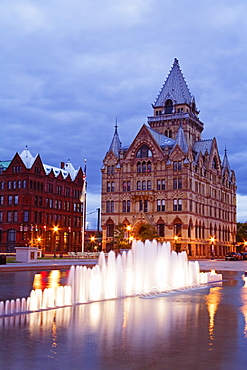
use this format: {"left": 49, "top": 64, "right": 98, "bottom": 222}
{"left": 108, "top": 122, "right": 121, "bottom": 157}
{"left": 153, "top": 58, "right": 195, "bottom": 109}
{"left": 222, "top": 148, "right": 231, "bottom": 180}
{"left": 148, "top": 58, "right": 203, "bottom": 146}
{"left": 174, "top": 123, "right": 188, "bottom": 153}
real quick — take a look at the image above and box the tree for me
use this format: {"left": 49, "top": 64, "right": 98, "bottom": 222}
{"left": 236, "top": 222, "right": 247, "bottom": 251}
{"left": 113, "top": 223, "right": 130, "bottom": 249}
{"left": 138, "top": 223, "right": 160, "bottom": 242}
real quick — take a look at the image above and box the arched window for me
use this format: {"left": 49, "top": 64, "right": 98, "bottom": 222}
{"left": 136, "top": 145, "right": 153, "bottom": 158}
{"left": 137, "top": 162, "right": 141, "bottom": 173}
{"left": 147, "top": 161, "right": 152, "bottom": 172}
{"left": 142, "top": 162, "right": 146, "bottom": 173}
{"left": 165, "top": 99, "right": 173, "bottom": 114}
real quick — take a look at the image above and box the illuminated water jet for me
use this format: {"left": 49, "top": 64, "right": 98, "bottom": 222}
{"left": 0, "top": 240, "right": 222, "bottom": 317}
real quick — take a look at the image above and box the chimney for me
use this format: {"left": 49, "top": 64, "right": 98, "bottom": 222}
{"left": 60, "top": 162, "right": 65, "bottom": 169}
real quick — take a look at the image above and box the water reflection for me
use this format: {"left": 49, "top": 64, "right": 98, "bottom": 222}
{"left": 206, "top": 286, "right": 222, "bottom": 349}
{"left": 1, "top": 274, "right": 247, "bottom": 369}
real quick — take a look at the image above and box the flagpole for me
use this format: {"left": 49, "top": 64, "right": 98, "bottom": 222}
{"left": 81, "top": 159, "right": 87, "bottom": 252}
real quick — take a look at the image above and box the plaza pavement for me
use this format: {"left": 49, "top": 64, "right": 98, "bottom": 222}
{"left": 1, "top": 257, "right": 247, "bottom": 273}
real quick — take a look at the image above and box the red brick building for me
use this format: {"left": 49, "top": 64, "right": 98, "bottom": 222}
{"left": 0, "top": 147, "right": 85, "bottom": 254}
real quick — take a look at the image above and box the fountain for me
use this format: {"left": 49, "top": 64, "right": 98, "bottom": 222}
{"left": 0, "top": 240, "right": 222, "bottom": 317}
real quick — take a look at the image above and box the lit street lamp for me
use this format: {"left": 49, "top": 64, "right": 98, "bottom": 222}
{"left": 210, "top": 237, "right": 215, "bottom": 260}
{"left": 53, "top": 226, "right": 59, "bottom": 258}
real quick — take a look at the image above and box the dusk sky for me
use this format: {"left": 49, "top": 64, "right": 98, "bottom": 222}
{"left": 1, "top": 0, "right": 247, "bottom": 228}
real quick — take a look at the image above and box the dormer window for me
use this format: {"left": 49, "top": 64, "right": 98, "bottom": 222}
{"left": 165, "top": 99, "right": 173, "bottom": 114}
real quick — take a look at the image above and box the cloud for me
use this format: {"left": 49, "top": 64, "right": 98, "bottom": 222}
{"left": 1, "top": 0, "right": 247, "bottom": 222}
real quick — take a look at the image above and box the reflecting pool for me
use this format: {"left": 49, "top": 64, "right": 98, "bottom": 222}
{"left": 1, "top": 271, "right": 247, "bottom": 369}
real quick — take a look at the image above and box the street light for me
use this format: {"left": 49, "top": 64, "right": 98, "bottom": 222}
{"left": 126, "top": 225, "right": 131, "bottom": 244}
{"left": 90, "top": 236, "right": 95, "bottom": 252}
{"left": 174, "top": 235, "right": 178, "bottom": 251}
{"left": 53, "top": 226, "right": 59, "bottom": 258}
{"left": 210, "top": 237, "right": 215, "bottom": 260}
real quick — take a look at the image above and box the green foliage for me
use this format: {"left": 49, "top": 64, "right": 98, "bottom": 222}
{"left": 138, "top": 223, "right": 159, "bottom": 242}
{"left": 237, "top": 222, "right": 247, "bottom": 250}
{"left": 113, "top": 223, "right": 130, "bottom": 249}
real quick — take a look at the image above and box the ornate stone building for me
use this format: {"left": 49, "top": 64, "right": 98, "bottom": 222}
{"left": 101, "top": 59, "right": 237, "bottom": 257}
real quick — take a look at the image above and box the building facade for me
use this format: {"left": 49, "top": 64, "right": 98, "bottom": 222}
{"left": 101, "top": 59, "right": 237, "bottom": 257}
{"left": 0, "top": 147, "right": 85, "bottom": 254}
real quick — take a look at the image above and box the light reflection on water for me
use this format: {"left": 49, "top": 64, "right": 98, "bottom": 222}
{"left": 1, "top": 273, "right": 247, "bottom": 369}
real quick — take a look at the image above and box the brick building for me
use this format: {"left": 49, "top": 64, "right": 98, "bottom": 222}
{"left": 101, "top": 59, "right": 237, "bottom": 257}
{"left": 0, "top": 146, "right": 85, "bottom": 254}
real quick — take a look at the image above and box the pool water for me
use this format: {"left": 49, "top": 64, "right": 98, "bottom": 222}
{"left": 0, "top": 270, "right": 247, "bottom": 370}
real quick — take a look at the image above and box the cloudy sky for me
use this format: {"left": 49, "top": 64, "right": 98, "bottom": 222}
{"left": 1, "top": 0, "right": 247, "bottom": 227}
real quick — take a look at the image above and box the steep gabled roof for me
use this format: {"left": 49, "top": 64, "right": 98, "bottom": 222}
{"left": 19, "top": 147, "right": 80, "bottom": 181}
{"left": 153, "top": 58, "right": 193, "bottom": 107}
{"left": 147, "top": 126, "right": 175, "bottom": 147}
{"left": 193, "top": 139, "right": 213, "bottom": 158}
{"left": 19, "top": 146, "right": 37, "bottom": 169}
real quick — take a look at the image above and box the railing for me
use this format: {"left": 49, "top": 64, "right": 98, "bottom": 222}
{"left": 68, "top": 252, "right": 101, "bottom": 259}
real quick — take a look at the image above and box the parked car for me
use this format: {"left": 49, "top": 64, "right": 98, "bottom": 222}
{"left": 241, "top": 252, "right": 247, "bottom": 260}
{"left": 225, "top": 252, "right": 243, "bottom": 261}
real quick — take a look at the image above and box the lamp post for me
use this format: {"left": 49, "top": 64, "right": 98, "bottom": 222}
{"left": 90, "top": 236, "right": 95, "bottom": 252}
{"left": 53, "top": 226, "right": 58, "bottom": 258}
{"left": 126, "top": 225, "right": 131, "bottom": 245}
{"left": 210, "top": 237, "right": 215, "bottom": 260}
{"left": 174, "top": 235, "right": 178, "bottom": 252}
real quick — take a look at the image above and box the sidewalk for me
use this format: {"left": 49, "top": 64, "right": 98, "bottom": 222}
{"left": 1, "top": 258, "right": 247, "bottom": 273}
{"left": 0, "top": 258, "right": 97, "bottom": 272}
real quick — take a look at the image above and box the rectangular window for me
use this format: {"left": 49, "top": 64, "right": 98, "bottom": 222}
{"left": 142, "top": 181, "right": 146, "bottom": 190}
{"left": 173, "top": 178, "right": 177, "bottom": 189}
{"left": 23, "top": 211, "right": 29, "bottom": 222}
{"left": 178, "top": 178, "right": 182, "bottom": 189}
{"left": 111, "top": 201, "right": 114, "bottom": 213}
{"left": 157, "top": 200, "right": 161, "bottom": 212}
{"left": 157, "top": 180, "right": 161, "bottom": 190}
{"left": 178, "top": 198, "right": 182, "bottom": 211}
{"left": 107, "top": 182, "right": 111, "bottom": 192}
{"left": 127, "top": 181, "right": 131, "bottom": 191}
{"left": 7, "top": 211, "right": 12, "bottom": 222}
{"left": 161, "top": 180, "right": 165, "bottom": 190}
{"left": 173, "top": 199, "right": 177, "bottom": 211}
{"left": 111, "top": 182, "right": 114, "bottom": 192}
{"left": 161, "top": 199, "right": 165, "bottom": 212}
{"left": 8, "top": 181, "right": 11, "bottom": 189}
{"left": 123, "top": 181, "right": 127, "bottom": 191}
{"left": 139, "top": 200, "right": 143, "bottom": 212}
{"left": 106, "top": 201, "right": 110, "bottom": 213}
{"left": 0, "top": 196, "right": 4, "bottom": 205}
{"left": 144, "top": 200, "right": 148, "bottom": 213}
{"left": 127, "top": 200, "right": 130, "bottom": 212}
{"left": 8, "top": 195, "right": 12, "bottom": 205}
{"left": 122, "top": 200, "right": 126, "bottom": 213}
{"left": 14, "top": 195, "right": 18, "bottom": 205}
{"left": 137, "top": 181, "right": 141, "bottom": 190}
{"left": 147, "top": 180, "right": 151, "bottom": 190}
{"left": 0, "top": 211, "right": 2, "bottom": 222}
{"left": 0, "top": 181, "right": 4, "bottom": 190}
